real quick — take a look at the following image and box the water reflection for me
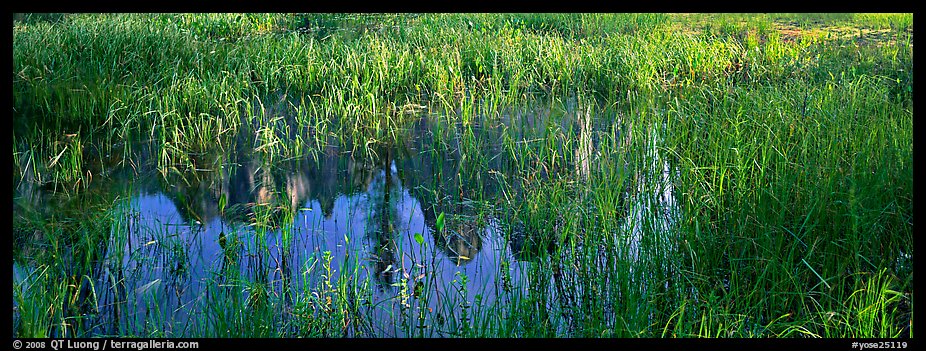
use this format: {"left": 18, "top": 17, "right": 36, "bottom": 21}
{"left": 154, "top": 114, "right": 511, "bottom": 270}
{"left": 12, "top": 103, "right": 665, "bottom": 337}
{"left": 395, "top": 118, "right": 503, "bottom": 266}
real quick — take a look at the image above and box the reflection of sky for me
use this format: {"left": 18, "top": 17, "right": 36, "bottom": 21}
{"left": 12, "top": 111, "right": 681, "bottom": 336}
{"left": 101, "top": 163, "right": 526, "bottom": 337}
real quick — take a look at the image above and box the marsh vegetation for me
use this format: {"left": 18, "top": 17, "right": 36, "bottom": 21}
{"left": 12, "top": 13, "right": 913, "bottom": 338}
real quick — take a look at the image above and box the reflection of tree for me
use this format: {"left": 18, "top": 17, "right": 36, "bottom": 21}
{"left": 364, "top": 145, "right": 401, "bottom": 288}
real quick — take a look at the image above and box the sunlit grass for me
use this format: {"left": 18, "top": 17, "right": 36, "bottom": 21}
{"left": 12, "top": 13, "right": 912, "bottom": 338}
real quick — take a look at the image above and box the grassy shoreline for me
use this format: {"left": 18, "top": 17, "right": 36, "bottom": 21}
{"left": 13, "top": 13, "right": 913, "bottom": 338}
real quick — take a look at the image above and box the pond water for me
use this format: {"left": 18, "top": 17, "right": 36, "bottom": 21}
{"left": 13, "top": 105, "right": 680, "bottom": 337}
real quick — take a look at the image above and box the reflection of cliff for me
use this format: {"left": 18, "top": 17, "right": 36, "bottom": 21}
{"left": 422, "top": 205, "right": 484, "bottom": 266}
{"left": 393, "top": 118, "right": 508, "bottom": 265}
{"left": 159, "top": 115, "right": 510, "bottom": 265}
{"left": 161, "top": 154, "right": 311, "bottom": 228}
{"left": 159, "top": 108, "right": 622, "bottom": 264}
{"left": 160, "top": 138, "right": 381, "bottom": 228}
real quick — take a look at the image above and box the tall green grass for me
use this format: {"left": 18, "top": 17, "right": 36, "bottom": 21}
{"left": 13, "top": 13, "right": 912, "bottom": 338}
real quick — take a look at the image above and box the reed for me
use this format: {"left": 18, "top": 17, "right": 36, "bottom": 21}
{"left": 12, "top": 13, "right": 912, "bottom": 338}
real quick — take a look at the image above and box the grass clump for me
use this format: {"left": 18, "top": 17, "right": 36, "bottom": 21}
{"left": 12, "top": 13, "right": 912, "bottom": 338}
